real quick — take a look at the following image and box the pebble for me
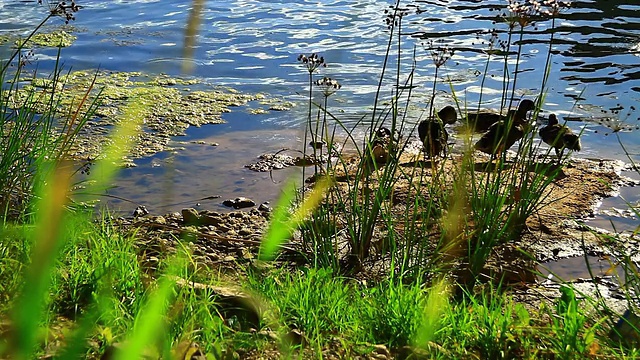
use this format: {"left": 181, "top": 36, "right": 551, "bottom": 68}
{"left": 222, "top": 197, "right": 256, "bottom": 209}
{"left": 181, "top": 208, "right": 200, "bottom": 224}
{"left": 201, "top": 215, "right": 222, "bottom": 226}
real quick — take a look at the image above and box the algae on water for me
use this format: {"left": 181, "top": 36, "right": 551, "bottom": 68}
{"left": 7, "top": 70, "right": 281, "bottom": 166}
{"left": 0, "top": 30, "right": 77, "bottom": 48}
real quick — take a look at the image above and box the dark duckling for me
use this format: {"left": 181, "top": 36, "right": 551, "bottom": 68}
{"left": 464, "top": 99, "right": 536, "bottom": 133}
{"left": 369, "top": 126, "right": 398, "bottom": 165}
{"left": 418, "top": 106, "right": 458, "bottom": 159}
{"left": 474, "top": 100, "right": 536, "bottom": 157}
{"left": 539, "top": 113, "right": 581, "bottom": 161}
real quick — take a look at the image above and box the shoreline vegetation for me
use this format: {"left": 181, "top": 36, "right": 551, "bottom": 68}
{"left": 1, "top": 1, "right": 640, "bottom": 359}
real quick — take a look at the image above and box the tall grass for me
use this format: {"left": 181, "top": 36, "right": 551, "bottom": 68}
{"left": 292, "top": 0, "right": 573, "bottom": 292}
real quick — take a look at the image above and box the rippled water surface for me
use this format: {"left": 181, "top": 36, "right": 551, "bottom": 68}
{"left": 1, "top": 0, "right": 639, "bottom": 218}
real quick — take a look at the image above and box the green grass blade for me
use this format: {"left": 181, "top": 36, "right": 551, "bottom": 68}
{"left": 260, "top": 177, "right": 331, "bottom": 261}
{"left": 12, "top": 164, "right": 71, "bottom": 360}
{"left": 113, "top": 275, "right": 176, "bottom": 360}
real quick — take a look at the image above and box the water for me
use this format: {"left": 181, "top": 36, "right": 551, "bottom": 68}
{"left": 1, "top": 1, "right": 639, "bottom": 219}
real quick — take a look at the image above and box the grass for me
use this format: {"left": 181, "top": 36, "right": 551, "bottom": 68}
{"left": 4, "top": 220, "right": 633, "bottom": 358}
{"left": 1, "top": 0, "right": 640, "bottom": 359}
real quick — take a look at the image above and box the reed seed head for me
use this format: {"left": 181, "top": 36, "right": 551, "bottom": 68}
{"left": 315, "top": 77, "right": 342, "bottom": 97}
{"left": 39, "top": 1, "right": 82, "bottom": 23}
{"left": 297, "top": 53, "right": 326, "bottom": 74}
{"left": 425, "top": 40, "right": 455, "bottom": 68}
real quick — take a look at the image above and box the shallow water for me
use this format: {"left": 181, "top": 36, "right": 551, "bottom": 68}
{"left": 1, "top": 1, "right": 638, "bottom": 233}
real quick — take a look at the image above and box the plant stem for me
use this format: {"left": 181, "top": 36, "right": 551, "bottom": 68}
{"left": 1, "top": 14, "right": 53, "bottom": 74}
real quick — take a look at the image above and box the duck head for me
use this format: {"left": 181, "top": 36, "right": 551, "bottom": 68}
{"left": 438, "top": 105, "right": 458, "bottom": 125}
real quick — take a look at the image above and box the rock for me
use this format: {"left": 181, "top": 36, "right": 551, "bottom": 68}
{"left": 237, "top": 248, "right": 253, "bottom": 260}
{"left": 230, "top": 211, "right": 246, "bottom": 218}
{"left": 371, "top": 344, "right": 391, "bottom": 359}
{"left": 172, "top": 341, "right": 206, "bottom": 360}
{"left": 233, "top": 197, "right": 255, "bottom": 209}
{"left": 258, "top": 203, "right": 272, "bottom": 212}
{"left": 200, "top": 214, "right": 222, "bottom": 226}
{"left": 169, "top": 276, "right": 264, "bottom": 330}
{"left": 153, "top": 216, "right": 166, "bottom": 225}
{"left": 222, "top": 197, "right": 256, "bottom": 209}
{"left": 132, "top": 205, "right": 149, "bottom": 218}
{"left": 181, "top": 208, "right": 200, "bottom": 224}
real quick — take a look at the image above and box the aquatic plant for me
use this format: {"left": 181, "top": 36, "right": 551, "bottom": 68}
{"left": 297, "top": 53, "right": 327, "bottom": 183}
{"left": 0, "top": 2, "right": 93, "bottom": 221}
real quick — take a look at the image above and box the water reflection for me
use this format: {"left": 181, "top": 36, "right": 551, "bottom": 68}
{"left": 107, "top": 127, "right": 302, "bottom": 215}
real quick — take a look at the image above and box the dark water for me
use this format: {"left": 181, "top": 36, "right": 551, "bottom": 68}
{"left": 1, "top": 1, "right": 638, "bottom": 226}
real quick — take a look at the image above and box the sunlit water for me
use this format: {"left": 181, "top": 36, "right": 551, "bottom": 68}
{"left": 1, "top": 1, "right": 638, "bottom": 227}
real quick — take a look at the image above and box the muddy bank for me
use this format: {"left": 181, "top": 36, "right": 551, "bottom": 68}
{"left": 118, "top": 148, "right": 637, "bottom": 280}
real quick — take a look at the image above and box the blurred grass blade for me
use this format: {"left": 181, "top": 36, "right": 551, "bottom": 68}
{"left": 259, "top": 176, "right": 331, "bottom": 261}
{"left": 113, "top": 275, "right": 176, "bottom": 360}
{"left": 86, "top": 98, "right": 148, "bottom": 194}
{"left": 413, "top": 279, "right": 449, "bottom": 347}
{"left": 182, "top": 0, "right": 204, "bottom": 73}
{"left": 12, "top": 162, "right": 71, "bottom": 360}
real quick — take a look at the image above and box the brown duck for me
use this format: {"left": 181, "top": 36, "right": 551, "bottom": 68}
{"left": 539, "top": 113, "right": 581, "bottom": 160}
{"left": 418, "top": 106, "right": 457, "bottom": 158}
{"left": 464, "top": 99, "right": 535, "bottom": 133}
{"left": 474, "top": 100, "right": 535, "bottom": 157}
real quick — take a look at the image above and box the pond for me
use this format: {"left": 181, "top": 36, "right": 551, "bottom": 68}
{"left": 1, "top": 0, "right": 639, "bottom": 224}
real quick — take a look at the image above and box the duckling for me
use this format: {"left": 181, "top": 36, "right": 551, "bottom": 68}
{"left": 539, "top": 113, "right": 581, "bottom": 161}
{"left": 464, "top": 99, "right": 535, "bottom": 133}
{"left": 474, "top": 100, "right": 535, "bottom": 157}
{"left": 368, "top": 126, "right": 399, "bottom": 165}
{"left": 418, "top": 106, "right": 457, "bottom": 159}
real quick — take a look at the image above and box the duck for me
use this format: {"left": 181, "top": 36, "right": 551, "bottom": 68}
{"left": 368, "top": 126, "right": 397, "bottom": 165}
{"left": 463, "top": 99, "right": 535, "bottom": 133}
{"left": 539, "top": 113, "right": 581, "bottom": 161}
{"left": 418, "top": 105, "right": 457, "bottom": 159}
{"left": 474, "top": 100, "right": 536, "bottom": 157}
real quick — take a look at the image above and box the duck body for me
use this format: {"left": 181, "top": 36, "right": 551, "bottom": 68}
{"left": 419, "top": 119, "right": 448, "bottom": 157}
{"left": 463, "top": 99, "right": 536, "bottom": 133}
{"left": 474, "top": 120, "right": 526, "bottom": 156}
{"left": 473, "top": 100, "right": 536, "bottom": 157}
{"left": 369, "top": 127, "right": 395, "bottom": 164}
{"left": 463, "top": 110, "right": 505, "bottom": 133}
{"left": 539, "top": 114, "right": 581, "bottom": 158}
{"left": 418, "top": 106, "right": 457, "bottom": 158}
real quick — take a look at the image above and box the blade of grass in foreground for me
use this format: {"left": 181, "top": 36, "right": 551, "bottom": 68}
{"left": 112, "top": 275, "right": 176, "bottom": 360}
{"left": 85, "top": 98, "right": 149, "bottom": 194}
{"left": 11, "top": 163, "right": 71, "bottom": 360}
{"left": 413, "top": 278, "right": 449, "bottom": 348}
{"left": 259, "top": 176, "right": 331, "bottom": 261}
{"left": 9, "top": 98, "right": 148, "bottom": 359}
